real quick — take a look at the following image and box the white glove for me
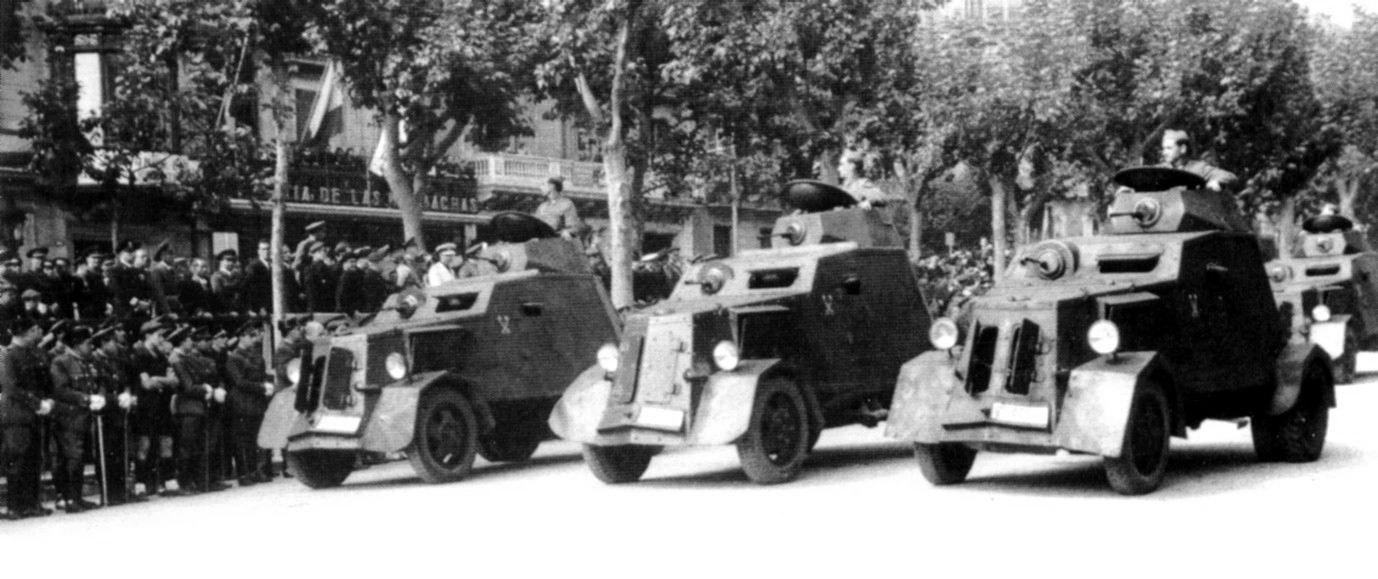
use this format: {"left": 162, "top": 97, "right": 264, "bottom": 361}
{"left": 203, "top": 384, "right": 214, "bottom": 399}
{"left": 88, "top": 395, "right": 106, "bottom": 412}
{"left": 37, "top": 399, "right": 54, "bottom": 416}
{"left": 117, "top": 391, "right": 134, "bottom": 409}
{"left": 262, "top": 382, "right": 275, "bottom": 397}
{"left": 213, "top": 388, "right": 227, "bottom": 404}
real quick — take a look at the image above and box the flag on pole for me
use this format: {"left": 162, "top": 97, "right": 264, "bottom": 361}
{"left": 303, "top": 60, "right": 344, "bottom": 142}
{"left": 368, "top": 118, "right": 407, "bottom": 176}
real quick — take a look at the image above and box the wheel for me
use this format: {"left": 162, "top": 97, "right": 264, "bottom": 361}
{"left": 912, "top": 442, "right": 977, "bottom": 485}
{"left": 1252, "top": 364, "right": 1330, "bottom": 462}
{"left": 286, "top": 450, "right": 355, "bottom": 489}
{"left": 736, "top": 379, "right": 810, "bottom": 485}
{"left": 407, "top": 388, "right": 479, "bottom": 484}
{"left": 1102, "top": 382, "right": 1170, "bottom": 495}
{"left": 582, "top": 444, "right": 657, "bottom": 484}
{"left": 1334, "top": 328, "right": 1358, "bottom": 385}
{"left": 477, "top": 427, "right": 543, "bottom": 463}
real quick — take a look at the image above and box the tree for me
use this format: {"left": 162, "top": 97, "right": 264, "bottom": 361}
{"left": 311, "top": 0, "right": 543, "bottom": 250}
{"left": 1312, "top": 8, "right": 1378, "bottom": 236}
{"left": 1, "top": 0, "right": 24, "bottom": 72}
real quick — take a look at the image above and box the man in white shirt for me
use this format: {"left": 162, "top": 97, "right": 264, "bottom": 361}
{"left": 426, "top": 243, "right": 458, "bottom": 287}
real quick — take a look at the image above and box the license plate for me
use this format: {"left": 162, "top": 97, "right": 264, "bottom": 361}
{"left": 313, "top": 414, "right": 363, "bottom": 434}
{"left": 990, "top": 402, "right": 1050, "bottom": 429}
{"left": 634, "top": 405, "right": 684, "bottom": 432}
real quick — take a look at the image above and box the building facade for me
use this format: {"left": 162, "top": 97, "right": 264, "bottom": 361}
{"left": 1, "top": 1, "right": 778, "bottom": 263}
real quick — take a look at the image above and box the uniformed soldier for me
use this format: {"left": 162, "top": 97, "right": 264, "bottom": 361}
{"left": 270, "top": 317, "right": 310, "bottom": 478}
{"left": 168, "top": 325, "right": 229, "bottom": 493}
{"left": 1158, "top": 129, "right": 1238, "bottom": 191}
{"left": 293, "top": 221, "right": 328, "bottom": 273}
{"left": 130, "top": 317, "right": 179, "bottom": 496}
{"left": 304, "top": 242, "right": 339, "bottom": 313}
{"left": 91, "top": 326, "right": 141, "bottom": 504}
{"left": 1, "top": 317, "right": 58, "bottom": 519}
{"left": 76, "top": 250, "right": 111, "bottom": 321}
{"left": 49, "top": 325, "right": 109, "bottom": 513}
{"left": 426, "top": 243, "right": 459, "bottom": 287}
{"left": 108, "top": 241, "right": 154, "bottom": 318}
{"left": 361, "top": 245, "right": 392, "bottom": 312}
{"left": 225, "top": 323, "right": 274, "bottom": 484}
{"left": 205, "top": 327, "right": 235, "bottom": 483}
{"left": 335, "top": 246, "right": 368, "bottom": 315}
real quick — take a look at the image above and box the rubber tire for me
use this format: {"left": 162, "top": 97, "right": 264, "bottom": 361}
{"left": 287, "top": 450, "right": 354, "bottom": 489}
{"left": 913, "top": 443, "right": 977, "bottom": 485}
{"left": 477, "top": 429, "right": 542, "bottom": 463}
{"left": 408, "top": 388, "right": 479, "bottom": 484}
{"left": 1252, "top": 364, "right": 1330, "bottom": 463}
{"left": 1102, "top": 382, "right": 1171, "bottom": 496}
{"left": 736, "top": 380, "right": 810, "bottom": 485}
{"left": 582, "top": 444, "right": 657, "bottom": 484}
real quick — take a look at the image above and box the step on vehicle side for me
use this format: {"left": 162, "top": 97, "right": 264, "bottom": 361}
{"left": 1264, "top": 213, "right": 1378, "bottom": 384}
{"left": 550, "top": 180, "right": 933, "bottom": 485}
{"left": 258, "top": 213, "right": 620, "bottom": 488}
{"left": 887, "top": 167, "right": 1336, "bottom": 495}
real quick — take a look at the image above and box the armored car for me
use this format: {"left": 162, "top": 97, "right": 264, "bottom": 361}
{"left": 1265, "top": 214, "right": 1378, "bottom": 383}
{"left": 258, "top": 213, "right": 620, "bottom": 487}
{"left": 887, "top": 167, "right": 1335, "bottom": 495}
{"left": 550, "top": 181, "right": 932, "bottom": 485}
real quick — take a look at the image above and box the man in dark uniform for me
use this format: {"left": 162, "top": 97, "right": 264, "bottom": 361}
{"left": 225, "top": 323, "right": 274, "bottom": 484}
{"left": 360, "top": 245, "right": 391, "bottom": 312}
{"left": 210, "top": 249, "right": 244, "bottom": 314}
{"left": 294, "top": 221, "right": 328, "bottom": 273}
{"left": 304, "top": 242, "right": 339, "bottom": 313}
{"left": 108, "top": 241, "right": 153, "bottom": 318}
{"left": 91, "top": 326, "right": 141, "bottom": 504}
{"left": 53, "top": 257, "right": 81, "bottom": 319}
{"left": 242, "top": 239, "right": 274, "bottom": 315}
{"left": 130, "top": 317, "right": 178, "bottom": 495}
{"left": 1, "top": 317, "right": 58, "bottom": 519}
{"left": 0, "top": 249, "right": 22, "bottom": 288}
{"left": 76, "top": 250, "right": 111, "bottom": 321}
{"left": 168, "top": 325, "right": 229, "bottom": 493}
{"left": 205, "top": 328, "right": 235, "bottom": 483}
{"left": 335, "top": 246, "right": 370, "bottom": 315}
{"left": 270, "top": 317, "right": 309, "bottom": 478}
{"left": 179, "top": 257, "right": 214, "bottom": 316}
{"left": 49, "top": 325, "right": 109, "bottom": 513}
{"left": 147, "top": 240, "right": 178, "bottom": 316}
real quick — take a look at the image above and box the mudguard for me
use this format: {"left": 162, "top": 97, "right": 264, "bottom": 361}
{"left": 1270, "top": 341, "right": 1334, "bottom": 415}
{"left": 885, "top": 351, "right": 959, "bottom": 442}
{"left": 1307, "top": 314, "right": 1351, "bottom": 360}
{"left": 1058, "top": 353, "right": 1163, "bottom": 457}
{"left": 257, "top": 387, "right": 302, "bottom": 450}
{"left": 358, "top": 370, "right": 445, "bottom": 453}
{"left": 548, "top": 364, "right": 610, "bottom": 443}
{"left": 549, "top": 359, "right": 779, "bottom": 446}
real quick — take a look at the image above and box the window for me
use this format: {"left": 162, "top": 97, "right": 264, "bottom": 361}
{"left": 713, "top": 225, "right": 732, "bottom": 258}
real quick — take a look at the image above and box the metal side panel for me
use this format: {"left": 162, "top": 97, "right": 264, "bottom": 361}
{"left": 257, "top": 387, "right": 303, "bottom": 450}
{"left": 359, "top": 383, "right": 423, "bottom": 453}
{"left": 548, "top": 364, "right": 613, "bottom": 443}
{"left": 687, "top": 359, "right": 778, "bottom": 445}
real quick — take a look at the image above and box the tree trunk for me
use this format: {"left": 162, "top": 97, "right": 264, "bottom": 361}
{"left": 817, "top": 148, "right": 840, "bottom": 184}
{"left": 1338, "top": 176, "right": 1360, "bottom": 221}
{"left": 271, "top": 137, "right": 289, "bottom": 326}
{"left": 604, "top": 136, "right": 635, "bottom": 309}
{"left": 1277, "top": 195, "right": 1297, "bottom": 259}
{"left": 379, "top": 112, "right": 426, "bottom": 249}
{"left": 910, "top": 203, "right": 924, "bottom": 259}
{"left": 988, "top": 175, "right": 1010, "bottom": 279}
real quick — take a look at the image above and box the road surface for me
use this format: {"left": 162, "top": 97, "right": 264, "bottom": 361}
{"left": 4, "top": 376, "right": 1376, "bottom": 578}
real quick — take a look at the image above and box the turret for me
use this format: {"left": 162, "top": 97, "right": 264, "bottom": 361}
{"left": 1296, "top": 214, "right": 1366, "bottom": 258}
{"left": 470, "top": 212, "right": 589, "bottom": 274}
{"left": 1106, "top": 167, "right": 1250, "bottom": 234}
{"left": 769, "top": 180, "right": 903, "bottom": 248}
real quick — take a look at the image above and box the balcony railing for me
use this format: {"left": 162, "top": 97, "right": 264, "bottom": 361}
{"left": 467, "top": 153, "right": 606, "bottom": 196}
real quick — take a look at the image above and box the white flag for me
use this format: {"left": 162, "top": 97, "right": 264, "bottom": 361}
{"left": 303, "top": 60, "right": 344, "bottom": 142}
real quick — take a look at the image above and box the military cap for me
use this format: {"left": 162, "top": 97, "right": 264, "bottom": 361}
{"left": 334, "top": 240, "right": 351, "bottom": 255}
{"left": 41, "top": 259, "right": 54, "bottom": 269}
{"left": 305, "top": 221, "right": 327, "bottom": 233}
{"left": 172, "top": 256, "right": 189, "bottom": 267}
{"left": 212, "top": 328, "right": 229, "bottom": 341}
{"left": 0, "top": 278, "right": 14, "bottom": 292}
{"left": 216, "top": 249, "right": 239, "bottom": 262}
{"left": 309, "top": 241, "right": 327, "bottom": 254}
{"left": 62, "top": 325, "right": 93, "bottom": 347}
{"left": 2, "top": 252, "right": 20, "bottom": 266}
{"left": 25, "top": 247, "right": 48, "bottom": 259}
{"left": 20, "top": 288, "right": 40, "bottom": 299}
{"left": 166, "top": 325, "right": 192, "bottom": 345}
{"left": 46, "top": 319, "right": 71, "bottom": 335}
{"left": 91, "top": 326, "right": 118, "bottom": 344}
{"left": 117, "top": 240, "right": 141, "bottom": 254}
{"left": 434, "top": 242, "right": 458, "bottom": 255}
{"left": 402, "top": 237, "right": 419, "bottom": 250}
{"left": 153, "top": 239, "right": 172, "bottom": 261}
{"left": 53, "top": 257, "right": 69, "bottom": 268}
{"left": 351, "top": 246, "right": 372, "bottom": 260}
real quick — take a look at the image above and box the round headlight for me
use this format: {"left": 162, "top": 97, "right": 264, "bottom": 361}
{"left": 385, "top": 352, "right": 408, "bottom": 380}
{"left": 699, "top": 263, "right": 734, "bottom": 295}
{"left": 1268, "top": 264, "right": 1291, "bottom": 283}
{"left": 597, "top": 343, "right": 620, "bottom": 373}
{"left": 285, "top": 358, "right": 302, "bottom": 386}
{"left": 929, "top": 317, "right": 960, "bottom": 350}
{"left": 784, "top": 221, "right": 807, "bottom": 246}
{"left": 712, "top": 340, "right": 741, "bottom": 371}
{"left": 1088, "top": 320, "right": 1120, "bottom": 355}
{"left": 1312, "top": 304, "right": 1332, "bottom": 323}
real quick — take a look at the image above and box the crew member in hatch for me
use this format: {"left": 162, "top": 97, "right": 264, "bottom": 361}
{"left": 1158, "top": 129, "right": 1237, "bottom": 192}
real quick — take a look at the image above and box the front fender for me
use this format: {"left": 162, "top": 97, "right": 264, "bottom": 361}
{"left": 357, "top": 370, "right": 446, "bottom": 453}
{"left": 1058, "top": 353, "right": 1162, "bottom": 458}
{"left": 686, "top": 359, "right": 779, "bottom": 445}
{"left": 885, "top": 351, "right": 959, "bottom": 442}
{"left": 548, "top": 365, "right": 611, "bottom": 443}
{"left": 257, "top": 387, "right": 302, "bottom": 450}
{"left": 1271, "top": 342, "right": 1334, "bottom": 415}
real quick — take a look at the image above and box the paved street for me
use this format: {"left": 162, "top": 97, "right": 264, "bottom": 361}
{"left": 5, "top": 376, "right": 1377, "bottom": 578}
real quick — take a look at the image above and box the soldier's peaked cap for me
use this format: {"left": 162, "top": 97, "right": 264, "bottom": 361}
{"left": 435, "top": 242, "right": 458, "bottom": 254}
{"left": 166, "top": 325, "right": 192, "bottom": 345}
{"left": 309, "top": 241, "right": 327, "bottom": 254}
{"left": 305, "top": 221, "right": 327, "bottom": 233}
{"left": 26, "top": 247, "right": 48, "bottom": 258}
{"left": 91, "top": 326, "right": 118, "bottom": 344}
